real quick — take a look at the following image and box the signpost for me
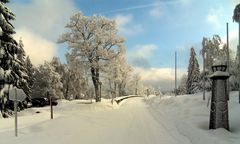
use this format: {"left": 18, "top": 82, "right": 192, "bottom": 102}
{"left": 9, "top": 87, "right": 27, "bottom": 137}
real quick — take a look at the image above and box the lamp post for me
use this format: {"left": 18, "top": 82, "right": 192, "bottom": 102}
{"left": 209, "top": 60, "right": 229, "bottom": 130}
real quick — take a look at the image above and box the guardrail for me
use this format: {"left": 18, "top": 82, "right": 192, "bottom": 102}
{"left": 114, "top": 95, "right": 141, "bottom": 104}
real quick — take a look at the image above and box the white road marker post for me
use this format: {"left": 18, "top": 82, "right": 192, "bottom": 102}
{"left": 9, "top": 87, "right": 27, "bottom": 137}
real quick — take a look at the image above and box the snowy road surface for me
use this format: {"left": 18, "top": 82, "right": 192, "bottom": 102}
{"left": 0, "top": 97, "right": 185, "bottom": 144}
{"left": 0, "top": 94, "right": 240, "bottom": 144}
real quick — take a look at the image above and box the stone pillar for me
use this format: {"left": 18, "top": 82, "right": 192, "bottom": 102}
{"left": 209, "top": 62, "right": 230, "bottom": 130}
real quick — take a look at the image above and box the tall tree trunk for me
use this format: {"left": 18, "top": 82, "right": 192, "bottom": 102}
{"left": 114, "top": 82, "right": 117, "bottom": 98}
{"left": 122, "top": 82, "right": 126, "bottom": 96}
{"left": 108, "top": 79, "right": 114, "bottom": 104}
{"left": 135, "top": 80, "right": 138, "bottom": 95}
{"left": 64, "top": 69, "right": 72, "bottom": 99}
{"left": 118, "top": 83, "right": 122, "bottom": 96}
{"left": 91, "top": 67, "right": 100, "bottom": 102}
{"left": 65, "top": 82, "right": 69, "bottom": 99}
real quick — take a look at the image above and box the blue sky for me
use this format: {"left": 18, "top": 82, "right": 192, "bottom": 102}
{"left": 73, "top": 0, "right": 238, "bottom": 68}
{"left": 8, "top": 0, "right": 240, "bottom": 90}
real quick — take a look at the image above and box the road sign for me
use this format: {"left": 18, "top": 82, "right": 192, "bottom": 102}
{"left": 8, "top": 87, "right": 27, "bottom": 137}
{"left": 9, "top": 88, "right": 26, "bottom": 102}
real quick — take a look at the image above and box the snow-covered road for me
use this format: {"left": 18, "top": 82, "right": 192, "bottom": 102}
{"left": 0, "top": 97, "right": 185, "bottom": 144}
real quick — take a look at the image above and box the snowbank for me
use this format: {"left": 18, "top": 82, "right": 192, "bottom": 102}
{"left": 0, "top": 93, "right": 240, "bottom": 144}
{"left": 145, "top": 92, "right": 240, "bottom": 144}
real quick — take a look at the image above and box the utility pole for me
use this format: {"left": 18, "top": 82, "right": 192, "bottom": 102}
{"left": 175, "top": 51, "right": 177, "bottom": 97}
{"left": 203, "top": 53, "right": 206, "bottom": 100}
{"left": 227, "top": 22, "right": 230, "bottom": 100}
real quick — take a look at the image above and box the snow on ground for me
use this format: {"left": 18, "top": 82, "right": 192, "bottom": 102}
{"left": 0, "top": 93, "right": 240, "bottom": 144}
{"left": 145, "top": 92, "right": 240, "bottom": 144}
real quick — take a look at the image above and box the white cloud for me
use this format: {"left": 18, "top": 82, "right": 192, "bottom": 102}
{"left": 114, "top": 14, "right": 132, "bottom": 26}
{"left": 206, "top": 14, "right": 221, "bottom": 29}
{"left": 133, "top": 67, "right": 186, "bottom": 91}
{"left": 8, "top": 0, "right": 77, "bottom": 65}
{"left": 114, "top": 14, "right": 143, "bottom": 36}
{"left": 14, "top": 28, "right": 57, "bottom": 66}
{"left": 222, "top": 29, "right": 238, "bottom": 52}
{"left": 128, "top": 44, "right": 158, "bottom": 68}
{"left": 149, "top": 7, "right": 162, "bottom": 18}
{"left": 135, "top": 44, "right": 158, "bottom": 58}
{"left": 206, "top": 6, "right": 224, "bottom": 29}
{"left": 10, "top": 0, "right": 77, "bottom": 41}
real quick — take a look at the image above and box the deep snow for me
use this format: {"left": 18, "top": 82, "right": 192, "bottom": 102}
{"left": 0, "top": 92, "right": 239, "bottom": 144}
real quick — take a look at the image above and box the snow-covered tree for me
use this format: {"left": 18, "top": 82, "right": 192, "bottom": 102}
{"left": 17, "top": 39, "right": 29, "bottom": 91}
{"left": 233, "top": 3, "right": 240, "bottom": 22}
{"left": 17, "top": 39, "right": 30, "bottom": 107}
{"left": 233, "top": 3, "right": 240, "bottom": 103}
{"left": 199, "top": 71, "right": 212, "bottom": 91}
{"left": 31, "top": 62, "right": 63, "bottom": 99}
{"left": 103, "top": 48, "right": 132, "bottom": 98}
{"left": 58, "top": 12, "right": 125, "bottom": 102}
{"left": 127, "top": 73, "right": 142, "bottom": 95}
{"left": 228, "top": 49, "right": 239, "bottom": 91}
{"left": 201, "top": 35, "right": 227, "bottom": 72}
{"left": 177, "top": 74, "right": 187, "bottom": 95}
{"left": 186, "top": 47, "right": 200, "bottom": 94}
{"left": 200, "top": 35, "right": 227, "bottom": 96}
{"left": 50, "top": 57, "right": 65, "bottom": 99}
{"left": 117, "top": 55, "right": 132, "bottom": 96}
{"left": 0, "top": 1, "right": 28, "bottom": 117}
{"left": 24, "top": 56, "right": 35, "bottom": 96}
{"left": 64, "top": 53, "right": 89, "bottom": 100}
{"left": 50, "top": 57, "right": 65, "bottom": 78}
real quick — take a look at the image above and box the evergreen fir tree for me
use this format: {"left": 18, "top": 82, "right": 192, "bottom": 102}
{"left": 16, "top": 39, "right": 30, "bottom": 109}
{"left": 50, "top": 57, "right": 64, "bottom": 99}
{"left": 177, "top": 74, "right": 187, "bottom": 95}
{"left": 17, "top": 39, "right": 29, "bottom": 92}
{"left": 25, "top": 56, "right": 34, "bottom": 88}
{"left": 31, "top": 62, "right": 63, "bottom": 99}
{"left": 186, "top": 47, "right": 200, "bottom": 94}
{"left": 0, "top": 1, "right": 28, "bottom": 117}
{"left": 24, "top": 56, "right": 35, "bottom": 103}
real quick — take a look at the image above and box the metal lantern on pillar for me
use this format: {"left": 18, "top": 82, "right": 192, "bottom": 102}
{"left": 209, "top": 60, "right": 230, "bottom": 130}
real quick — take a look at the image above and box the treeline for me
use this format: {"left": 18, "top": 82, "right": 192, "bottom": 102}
{"left": 177, "top": 35, "right": 238, "bottom": 95}
{"left": 0, "top": 1, "right": 150, "bottom": 117}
